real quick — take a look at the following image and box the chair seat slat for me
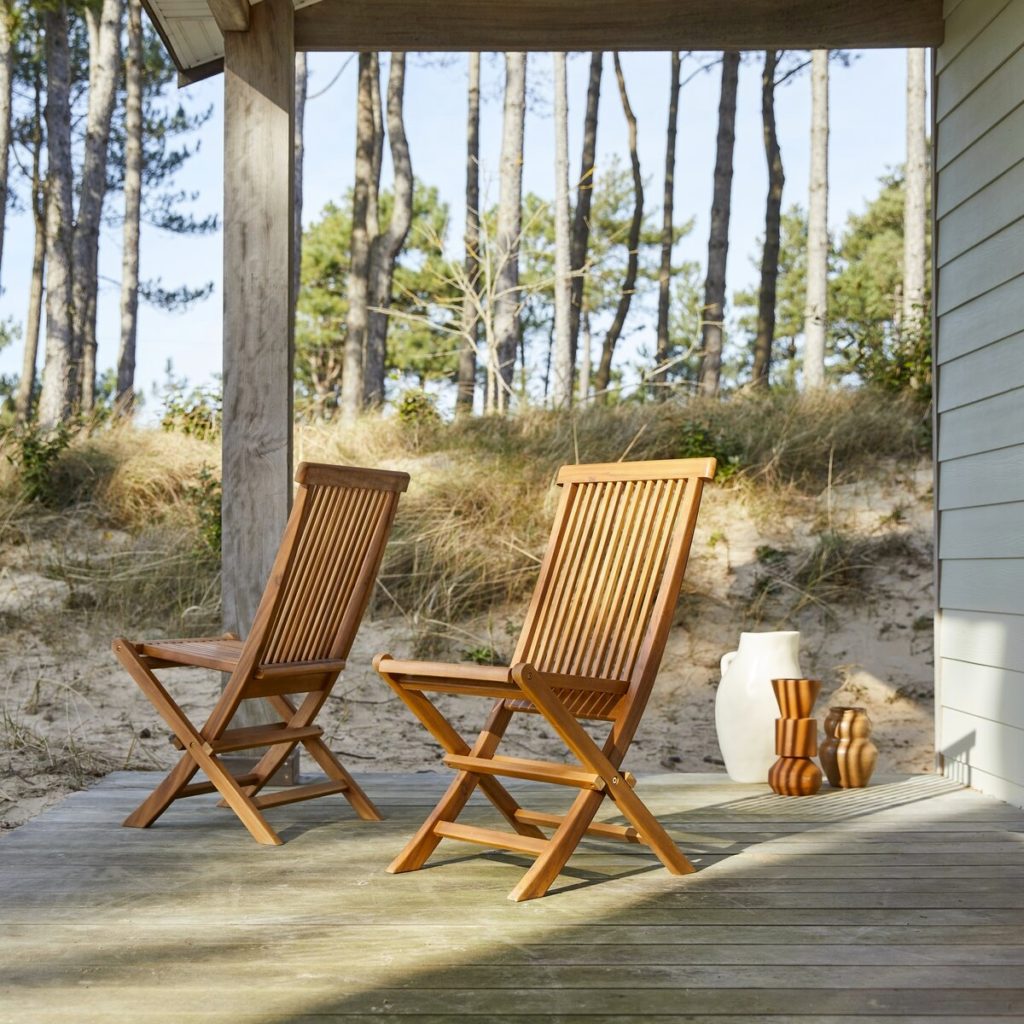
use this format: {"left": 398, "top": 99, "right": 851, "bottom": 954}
{"left": 139, "top": 638, "right": 243, "bottom": 673}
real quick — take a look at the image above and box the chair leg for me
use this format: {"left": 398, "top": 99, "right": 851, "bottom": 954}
{"left": 605, "top": 780, "right": 695, "bottom": 875}
{"left": 192, "top": 748, "right": 283, "bottom": 846}
{"left": 508, "top": 788, "right": 606, "bottom": 903}
{"left": 377, "top": 674, "right": 545, "bottom": 842}
{"left": 388, "top": 769, "right": 479, "bottom": 873}
{"left": 269, "top": 692, "right": 384, "bottom": 821}
{"left": 512, "top": 663, "right": 695, "bottom": 876}
{"left": 302, "top": 734, "right": 382, "bottom": 822}
{"left": 123, "top": 752, "right": 199, "bottom": 829}
{"left": 389, "top": 700, "right": 546, "bottom": 872}
{"left": 114, "top": 637, "right": 282, "bottom": 846}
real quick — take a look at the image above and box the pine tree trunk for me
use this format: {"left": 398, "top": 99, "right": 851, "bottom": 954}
{"left": 16, "top": 206, "right": 45, "bottom": 423}
{"left": 493, "top": 52, "right": 526, "bottom": 411}
{"left": 367, "top": 53, "right": 382, "bottom": 241}
{"left": 569, "top": 51, "right": 602, "bottom": 360}
{"left": 293, "top": 52, "right": 307, "bottom": 328}
{"left": 594, "top": 53, "right": 643, "bottom": 398}
{"left": 803, "top": 49, "right": 829, "bottom": 391}
{"left": 15, "top": 56, "right": 45, "bottom": 424}
{"left": 551, "top": 51, "right": 573, "bottom": 408}
{"left": 653, "top": 51, "right": 681, "bottom": 399}
{"left": 75, "top": 0, "right": 123, "bottom": 414}
{"left": 365, "top": 54, "right": 412, "bottom": 408}
{"left": 903, "top": 47, "right": 927, "bottom": 331}
{"left": 698, "top": 51, "right": 740, "bottom": 397}
{"left": 37, "top": 6, "right": 76, "bottom": 430}
{"left": 0, "top": 1, "right": 15, "bottom": 288}
{"left": 578, "top": 304, "right": 591, "bottom": 404}
{"left": 456, "top": 52, "right": 481, "bottom": 416}
{"left": 116, "top": 0, "right": 143, "bottom": 410}
{"left": 752, "top": 49, "right": 784, "bottom": 388}
{"left": 340, "top": 52, "right": 376, "bottom": 422}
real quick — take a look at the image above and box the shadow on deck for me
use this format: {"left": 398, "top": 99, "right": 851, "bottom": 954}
{"left": 2, "top": 771, "right": 1024, "bottom": 1022}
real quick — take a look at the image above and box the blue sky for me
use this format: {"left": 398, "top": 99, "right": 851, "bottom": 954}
{"left": 0, "top": 47, "right": 926, "bottom": 411}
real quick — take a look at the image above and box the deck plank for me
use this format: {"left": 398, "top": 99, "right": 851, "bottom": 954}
{"left": 1, "top": 771, "right": 1024, "bottom": 1022}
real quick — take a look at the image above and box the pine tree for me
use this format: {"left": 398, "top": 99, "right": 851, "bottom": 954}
{"left": 550, "top": 51, "right": 573, "bottom": 408}
{"left": 803, "top": 49, "right": 829, "bottom": 390}
{"left": 698, "top": 52, "right": 739, "bottom": 396}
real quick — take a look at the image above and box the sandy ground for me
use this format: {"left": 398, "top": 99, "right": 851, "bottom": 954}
{"left": 0, "top": 458, "right": 935, "bottom": 832}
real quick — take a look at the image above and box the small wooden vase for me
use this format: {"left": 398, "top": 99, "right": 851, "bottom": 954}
{"left": 768, "top": 678, "right": 822, "bottom": 796}
{"left": 820, "top": 706, "right": 878, "bottom": 788}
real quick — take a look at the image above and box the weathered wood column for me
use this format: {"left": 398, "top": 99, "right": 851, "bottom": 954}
{"left": 220, "top": 0, "right": 296, "bottom": 767}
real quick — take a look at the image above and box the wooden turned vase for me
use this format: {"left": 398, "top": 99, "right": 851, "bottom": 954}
{"left": 768, "top": 678, "right": 822, "bottom": 796}
{"left": 820, "top": 706, "right": 878, "bottom": 788}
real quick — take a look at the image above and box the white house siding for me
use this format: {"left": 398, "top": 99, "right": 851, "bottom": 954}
{"left": 935, "top": 0, "right": 1024, "bottom": 807}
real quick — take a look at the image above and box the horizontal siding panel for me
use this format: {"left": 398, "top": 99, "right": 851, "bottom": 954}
{"left": 939, "top": 608, "right": 1024, "bottom": 671}
{"left": 946, "top": 761, "right": 1024, "bottom": 806}
{"left": 937, "top": 159, "right": 1024, "bottom": 266}
{"left": 936, "top": 274, "right": 1024, "bottom": 362}
{"left": 937, "top": 102, "right": 1024, "bottom": 217}
{"left": 940, "top": 705, "right": 1024, "bottom": 788}
{"left": 937, "top": 1, "right": 1024, "bottom": 117}
{"left": 937, "top": 386, "right": 1024, "bottom": 460}
{"left": 943, "top": 759, "right": 1024, "bottom": 807}
{"left": 938, "top": 332, "right": 1024, "bottom": 411}
{"left": 936, "top": 45, "right": 1024, "bottom": 170}
{"left": 936, "top": 216, "right": 1024, "bottom": 314}
{"left": 940, "top": 658, "right": 1024, "bottom": 730}
{"left": 941, "top": 502, "right": 1024, "bottom": 558}
{"left": 939, "top": 444, "right": 1024, "bottom": 509}
{"left": 938, "top": 0, "right": 1010, "bottom": 70}
{"left": 941, "top": 557, "right": 1024, "bottom": 614}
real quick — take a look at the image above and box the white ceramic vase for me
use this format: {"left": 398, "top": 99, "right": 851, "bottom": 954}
{"left": 714, "top": 631, "right": 802, "bottom": 783}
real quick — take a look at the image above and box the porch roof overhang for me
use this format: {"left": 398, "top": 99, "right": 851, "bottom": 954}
{"left": 145, "top": 0, "right": 945, "bottom": 86}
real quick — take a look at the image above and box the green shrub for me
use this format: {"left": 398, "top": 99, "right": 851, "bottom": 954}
{"left": 160, "top": 378, "right": 222, "bottom": 441}
{"left": 396, "top": 388, "right": 441, "bottom": 426}
{"left": 184, "top": 464, "right": 222, "bottom": 559}
{"left": 0, "top": 420, "right": 78, "bottom": 506}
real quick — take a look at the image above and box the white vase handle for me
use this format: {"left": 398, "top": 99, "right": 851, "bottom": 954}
{"left": 720, "top": 650, "right": 738, "bottom": 678}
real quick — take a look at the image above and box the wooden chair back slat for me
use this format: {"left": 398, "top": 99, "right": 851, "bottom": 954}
{"left": 278, "top": 487, "right": 378, "bottom": 663}
{"left": 511, "top": 459, "right": 713, "bottom": 722}
{"left": 608, "top": 478, "right": 685, "bottom": 680}
{"left": 258, "top": 466, "right": 406, "bottom": 667}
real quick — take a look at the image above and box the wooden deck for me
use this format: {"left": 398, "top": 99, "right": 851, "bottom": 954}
{"left": 2, "top": 771, "right": 1024, "bottom": 1022}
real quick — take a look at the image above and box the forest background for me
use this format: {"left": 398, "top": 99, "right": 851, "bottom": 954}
{"left": 0, "top": 5, "right": 930, "bottom": 422}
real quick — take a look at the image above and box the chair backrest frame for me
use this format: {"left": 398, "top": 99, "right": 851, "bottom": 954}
{"left": 511, "top": 458, "right": 715, "bottom": 741}
{"left": 229, "top": 462, "right": 409, "bottom": 684}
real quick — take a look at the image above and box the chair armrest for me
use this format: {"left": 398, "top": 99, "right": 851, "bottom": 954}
{"left": 372, "top": 655, "right": 511, "bottom": 685}
{"left": 510, "top": 663, "right": 629, "bottom": 697}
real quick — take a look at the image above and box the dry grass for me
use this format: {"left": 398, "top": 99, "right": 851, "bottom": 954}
{"left": 301, "top": 389, "right": 929, "bottom": 627}
{"left": 1, "top": 426, "right": 222, "bottom": 633}
{"left": 303, "top": 388, "right": 928, "bottom": 486}
{"left": 0, "top": 389, "right": 928, "bottom": 634}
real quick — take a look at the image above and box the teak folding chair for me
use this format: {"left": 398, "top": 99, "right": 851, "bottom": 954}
{"left": 374, "top": 457, "right": 716, "bottom": 900}
{"left": 114, "top": 462, "right": 409, "bottom": 845}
